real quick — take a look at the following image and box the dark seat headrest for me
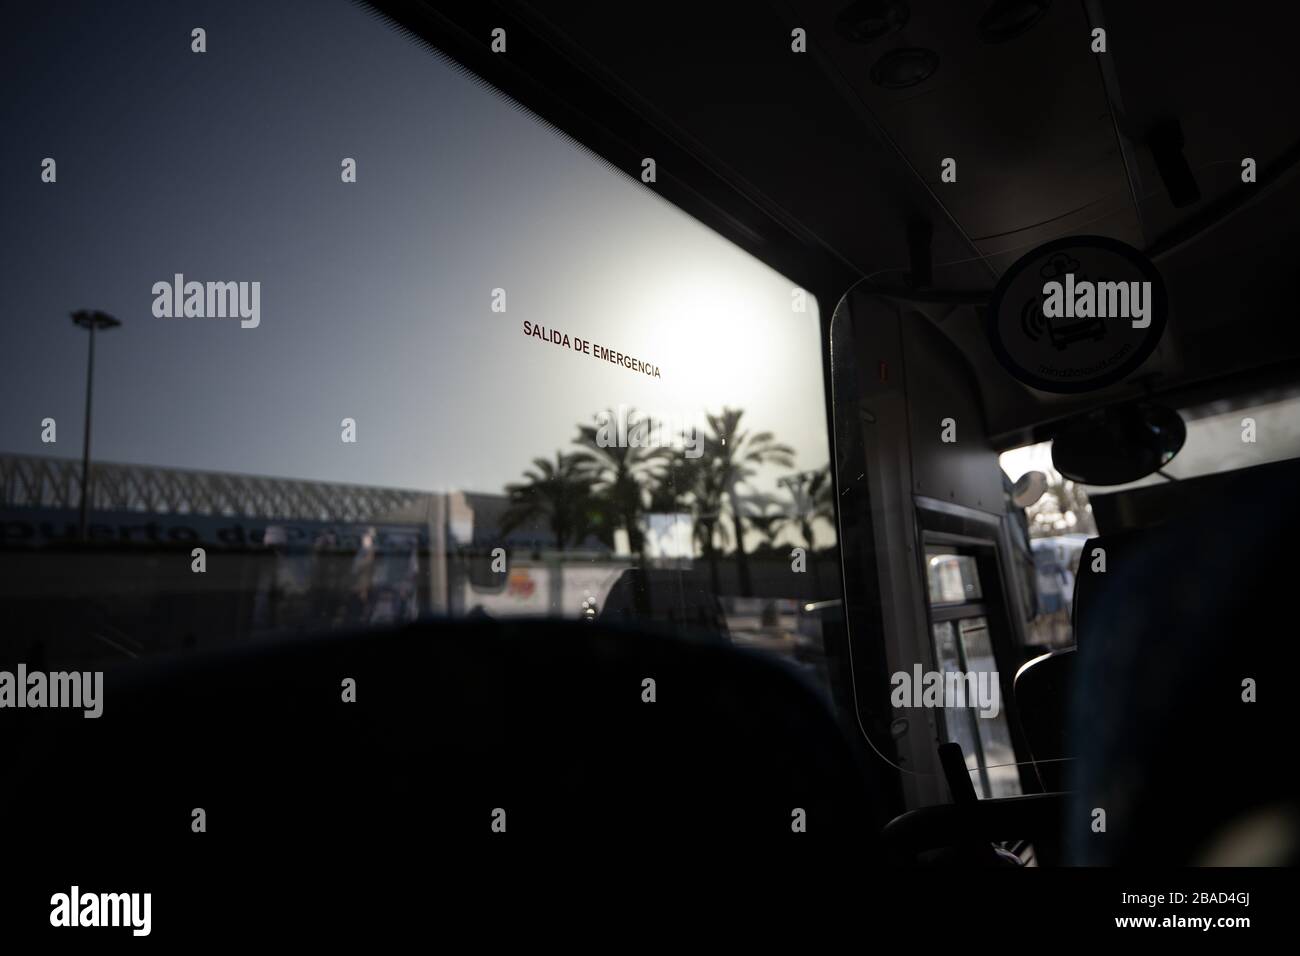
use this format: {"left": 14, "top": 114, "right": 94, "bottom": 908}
{"left": 1013, "top": 648, "right": 1074, "bottom": 788}
{"left": 1067, "top": 461, "right": 1298, "bottom": 865}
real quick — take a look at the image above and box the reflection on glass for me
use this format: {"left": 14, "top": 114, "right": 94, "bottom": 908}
{"left": 925, "top": 553, "right": 1022, "bottom": 800}
{"left": 932, "top": 621, "right": 982, "bottom": 785}
{"left": 957, "top": 618, "right": 1020, "bottom": 799}
{"left": 926, "top": 551, "right": 982, "bottom": 604}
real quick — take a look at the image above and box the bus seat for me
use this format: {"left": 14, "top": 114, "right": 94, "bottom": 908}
{"left": 4, "top": 616, "right": 890, "bottom": 866}
{"left": 1066, "top": 461, "right": 1296, "bottom": 865}
{"left": 1012, "top": 648, "right": 1074, "bottom": 793}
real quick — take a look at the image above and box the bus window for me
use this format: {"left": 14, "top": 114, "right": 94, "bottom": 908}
{"left": 0, "top": 0, "right": 842, "bottom": 695}
{"left": 926, "top": 552, "right": 982, "bottom": 605}
{"left": 925, "top": 547, "right": 1022, "bottom": 799}
{"left": 1000, "top": 442, "right": 1096, "bottom": 649}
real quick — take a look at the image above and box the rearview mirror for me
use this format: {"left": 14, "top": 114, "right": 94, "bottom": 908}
{"left": 1011, "top": 470, "right": 1049, "bottom": 508}
{"left": 1051, "top": 402, "right": 1185, "bottom": 485}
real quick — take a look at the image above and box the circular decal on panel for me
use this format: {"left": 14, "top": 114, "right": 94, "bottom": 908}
{"left": 986, "top": 235, "right": 1167, "bottom": 393}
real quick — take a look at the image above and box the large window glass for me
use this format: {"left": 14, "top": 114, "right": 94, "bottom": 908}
{"left": 0, "top": 0, "right": 840, "bottom": 690}
{"left": 925, "top": 547, "right": 1021, "bottom": 799}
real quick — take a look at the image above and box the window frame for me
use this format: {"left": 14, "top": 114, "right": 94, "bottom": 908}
{"left": 914, "top": 501, "right": 1035, "bottom": 798}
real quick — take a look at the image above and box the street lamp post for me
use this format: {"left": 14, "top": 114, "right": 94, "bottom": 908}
{"left": 71, "top": 310, "right": 121, "bottom": 540}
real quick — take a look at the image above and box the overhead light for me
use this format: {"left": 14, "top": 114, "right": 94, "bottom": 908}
{"left": 870, "top": 47, "right": 939, "bottom": 88}
{"left": 835, "top": 0, "right": 909, "bottom": 43}
{"left": 978, "top": 0, "right": 1051, "bottom": 44}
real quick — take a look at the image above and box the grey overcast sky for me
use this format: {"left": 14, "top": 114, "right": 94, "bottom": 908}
{"left": 0, "top": 0, "right": 830, "bottom": 498}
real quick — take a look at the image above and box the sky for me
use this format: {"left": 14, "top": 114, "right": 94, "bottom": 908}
{"left": 0, "top": 0, "right": 831, "bottom": 503}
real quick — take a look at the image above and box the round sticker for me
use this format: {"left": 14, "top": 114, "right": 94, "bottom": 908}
{"left": 986, "top": 235, "right": 1167, "bottom": 393}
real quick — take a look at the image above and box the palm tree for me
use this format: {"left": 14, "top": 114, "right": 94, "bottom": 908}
{"left": 500, "top": 452, "right": 598, "bottom": 551}
{"left": 782, "top": 466, "right": 835, "bottom": 552}
{"left": 647, "top": 452, "right": 700, "bottom": 514}
{"left": 705, "top": 408, "right": 795, "bottom": 596}
{"left": 746, "top": 497, "right": 788, "bottom": 549}
{"left": 776, "top": 466, "right": 836, "bottom": 594}
{"left": 572, "top": 408, "right": 670, "bottom": 560}
{"left": 648, "top": 451, "right": 729, "bottom": 594}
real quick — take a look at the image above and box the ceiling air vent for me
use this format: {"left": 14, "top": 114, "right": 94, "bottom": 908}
{"left": 870, "top": 47, "right": 939, "bottom": 88}
{"left": 834, "top": 0, "right": 910, "bottom": 44}
{"left": 978, "top": 0, "right": 1051, "bottom": 44}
